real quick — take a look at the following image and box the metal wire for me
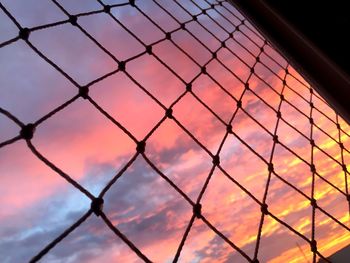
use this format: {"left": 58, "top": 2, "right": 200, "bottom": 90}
{"left": 0, "top": 0, "right": 349, "bottom": 262}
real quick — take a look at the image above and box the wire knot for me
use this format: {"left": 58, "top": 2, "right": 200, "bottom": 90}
{"left": 310, "top": 240, "right": 317, "bottom": 253}
{"left": 91, "top": 197, "right": 104, "bottom": 216}
{"left": 136, "top": 141, "right": 146, "bottom": 153}
{"left": 165, "top": 32, "right": 171, "bottom": 40}
{"left": 342, "top": 164, "right": 347, "bottom": 172}
{"left": 79, "top": 86, "right": 89, "bottom": 99}
{"left": 212, "top": 155, "right": 220, "bottom": 166}
{"left": 310, "top": 164, "right": 316, "bottom": 173}
{"left": 118, "top": 61, "right": 126, "bottom": 71}
{"left": 268, "top": 163, "right": 274, "bottom": 173}
{"left": 19, "top": 28, "right": 30, "bottom": 40}
{"left": 104, "top": 5, "right": 111, "bottom": 13}
{"left": 310, "top": 139, "right": 315, "bottom": 146}
{"left": 146, "top": 45, "right": 152, "bottom": 55}
{"left": 193, "top": 203, "right": 202, "bottom": 218}
{"left": 310, "top": 198, "right": 317, "bottom": 208}
{"left": 69, "top": 15, "right": 78, "bottom": 26}
{"left": 166, "top": 108, "right": 173, "bottom": 119}
{"left": 20, "top": 123, "right": 36, "bottom": 140}
{"left": 261, "top": 204, "right": 269, "bottom": 215}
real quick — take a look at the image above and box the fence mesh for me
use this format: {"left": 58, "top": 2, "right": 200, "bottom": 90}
{"left": 0, "top": 0, "right": 350, "bottom": 262}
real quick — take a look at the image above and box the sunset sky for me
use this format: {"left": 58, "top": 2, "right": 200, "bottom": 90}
{"left": 0, "top": 0, "right": 350, "bottom": 262}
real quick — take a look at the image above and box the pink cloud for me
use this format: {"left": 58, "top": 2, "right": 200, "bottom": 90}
{"left": 1, "top": 1, "right": 350, "bottom": 262}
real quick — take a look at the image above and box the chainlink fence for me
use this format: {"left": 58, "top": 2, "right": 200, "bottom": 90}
{"left": 0, "top": 0, "right": 350, "bottom": 262}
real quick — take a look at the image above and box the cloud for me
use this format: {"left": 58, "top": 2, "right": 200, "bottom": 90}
{"left": 1, "top": 0, "right": 350, "bottom": 262}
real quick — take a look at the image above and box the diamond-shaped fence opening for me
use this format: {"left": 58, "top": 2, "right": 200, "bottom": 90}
{"left": 0, "top": 0, "right": 349, "bottom": 262}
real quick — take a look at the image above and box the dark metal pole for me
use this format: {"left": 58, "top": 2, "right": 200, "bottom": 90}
{"left": 230, "top": 0, "right": 350, "bottom": 123}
